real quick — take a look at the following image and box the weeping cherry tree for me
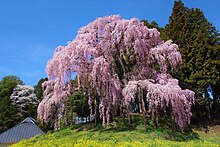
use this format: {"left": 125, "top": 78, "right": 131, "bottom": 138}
{"left": 38, "top": 15, "right": 195, "bottom": 131}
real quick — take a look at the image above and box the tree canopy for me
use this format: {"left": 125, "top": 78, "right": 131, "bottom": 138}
{"left": 165, "top": 0, "right": 220, "bottom": 96}
{"left": 165, "top": 0, "right": 220, "bottom": 122}
{"left": 10, "top": 85, "right": 39, "bottom": 118}
{"left": 38, "top": 15, "right": 195, "bottom": 132}
{"left": 0, "top": 76, "right": 23, "bottom": 132}
{"left": 34, "top": 78, "right": 48, "bottom": 101}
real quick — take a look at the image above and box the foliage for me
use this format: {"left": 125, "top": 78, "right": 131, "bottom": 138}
{"left": 10, "top": 84, "right": 39, "bottom": 118}
{"left": 141, "top": 20, "right": 168, "bottom": 41}
{"left": 69, "top": 91, "right": 90, "bottom": 117}
{"left": 12, "top": 138, "right": 218, "bottom": 147}
{"left": 165, "top": 0, "right": 220, "bottom": 121}
{"left": 11, "top": 125, "right": 220, "bottom": 147}
{"left": 165, "top": 0, "right": 220, "bottom": 93}
{"left": 34, "top": 78, "right": 48, "bottom": 101}
{"left": 38, "top": 15, "right": 195, "bottom": 131}
{"left": 0, "top": 76, "right": 23, "bottom": 132}
{"left": 61, "top": 90, "right": 90, "bottom": 128}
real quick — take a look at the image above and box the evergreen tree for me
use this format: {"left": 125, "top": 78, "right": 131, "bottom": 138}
{"left": 165, "top": 0, "right": 220, "bottom": 121}
{"left": 34, "top": 78, "right": 48, "bottom": 101}
{"left": 0, "top": 76, "right": 24, "bottom": 132}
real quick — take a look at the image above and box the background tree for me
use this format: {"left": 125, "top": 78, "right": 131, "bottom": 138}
{"left": 165, "top": 0, "right": 220, "bottom": 122}
{"left": 60, "top": 78, "right": 90, "bottom": 128}
{"left": 34, "top": 78, "right": 48, "bottom": 101}
{"left": 71, "top": 91, "right": 89, "bottom": 119}
{"left": 61, "top": 91, "right": 90, "bottom": 128}
{"left": 10, "top": 85, "right": 39, "bottom": 119}
{"left": 0, "top": 76, "right": 23, "bottom": 132}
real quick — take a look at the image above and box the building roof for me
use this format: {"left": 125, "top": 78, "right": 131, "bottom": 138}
{"left": 0, "top": 117, "right": 45, "bottom": 143}
{"left": 21, "top": 117, "right": 36, "bottom": 124}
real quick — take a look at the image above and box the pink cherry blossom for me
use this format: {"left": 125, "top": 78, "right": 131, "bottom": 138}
{"left": 38, "top": 15, "right": 194, "bottom": 131}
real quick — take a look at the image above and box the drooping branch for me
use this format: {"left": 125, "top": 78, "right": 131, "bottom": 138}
{"left": 38, "top": 15, "right": 194, "bottom": 131}
{"left": 122, "top": 73, "right": 195, "bottom": 131}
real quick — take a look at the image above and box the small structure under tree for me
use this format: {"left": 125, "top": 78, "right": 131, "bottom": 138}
{"left": 0, "top": 117, "right": 44, "bottom": 147}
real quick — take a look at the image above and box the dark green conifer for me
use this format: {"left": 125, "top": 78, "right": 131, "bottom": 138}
{"left": 166, "top": 0, "right": 220, "bottom": 120}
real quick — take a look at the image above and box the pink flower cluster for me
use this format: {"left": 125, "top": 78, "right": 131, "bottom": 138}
{"left": 122, "top": 73, "right": 195, "bottom": 131}
{"left": 38, "top": 15, "right": 194, "bottom": 131}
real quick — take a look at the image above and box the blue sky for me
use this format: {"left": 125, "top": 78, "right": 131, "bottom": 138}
{"left": 0, "top": 0, "right": 219, "bottom": 86}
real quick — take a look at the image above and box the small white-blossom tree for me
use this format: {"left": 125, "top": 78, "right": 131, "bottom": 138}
{"left": 10, "top": 85, "right": 38, "bottom": 117}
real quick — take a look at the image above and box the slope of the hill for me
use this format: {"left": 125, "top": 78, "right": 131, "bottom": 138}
{"left": 11, "top": 123, "right": 220, "bottom": 147}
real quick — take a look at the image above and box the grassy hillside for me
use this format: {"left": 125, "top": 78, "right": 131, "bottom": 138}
{"left": 11, "top": 123, "right": 220, "bottom": 147}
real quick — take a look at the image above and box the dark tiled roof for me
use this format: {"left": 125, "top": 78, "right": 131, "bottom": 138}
{"left": 0, "top": 117, "right": 45, "bottom": 143}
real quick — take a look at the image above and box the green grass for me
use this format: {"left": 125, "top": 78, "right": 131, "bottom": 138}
{"left": 11, "top": 122, "right": 220, "bottom": 147}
